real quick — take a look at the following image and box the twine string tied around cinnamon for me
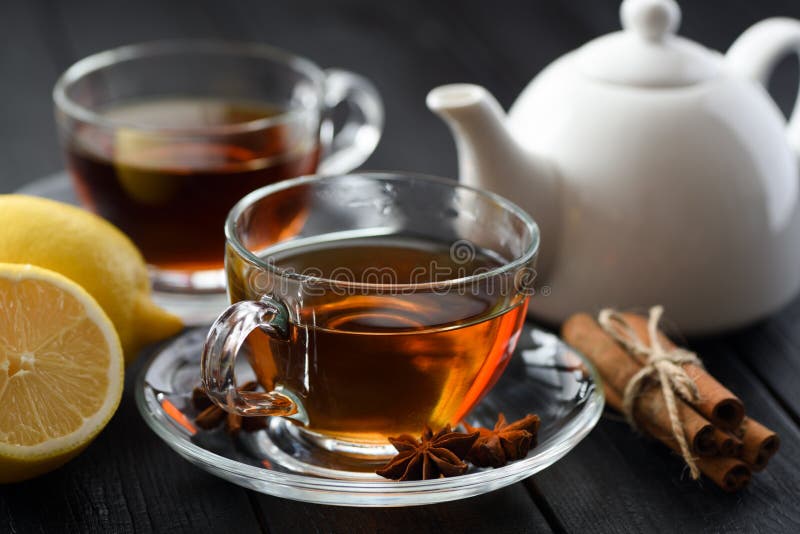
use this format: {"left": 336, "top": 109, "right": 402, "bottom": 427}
{"left": 597, "top": 305, "right": 704, "bottom": 479}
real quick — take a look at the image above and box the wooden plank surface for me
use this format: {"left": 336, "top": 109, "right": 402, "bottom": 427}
{"left": 2, "top": 0, "right": 800, "bottom": 532}
{"left": 253, "top": 485, "right": 552, "bottom": 534}
{"left": 729, "top": 299, "right": 800, "bottom": 422}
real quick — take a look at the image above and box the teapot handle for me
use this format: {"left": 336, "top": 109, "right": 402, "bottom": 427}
{"left": 727, "top": 18, "right": 800, "bottom": 152}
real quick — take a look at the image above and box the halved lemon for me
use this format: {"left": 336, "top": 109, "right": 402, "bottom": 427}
{"left": 0, "top": 263, "right": 124, "bottom": 483}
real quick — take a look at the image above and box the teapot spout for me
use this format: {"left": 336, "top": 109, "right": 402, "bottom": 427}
{"left": 426, "top": 84, "right": 560, "bottom": 281}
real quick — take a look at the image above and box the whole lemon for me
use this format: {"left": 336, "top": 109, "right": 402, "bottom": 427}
{"left": 0, "top": 195, "right": 183, "bottom": 362}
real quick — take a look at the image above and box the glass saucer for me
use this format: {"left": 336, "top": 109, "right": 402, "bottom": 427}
{"left": 16, "top": 173, "right": 229, "bottom": 325}
{"left": 135, "top": 323, "right": 604, "bottom": 507}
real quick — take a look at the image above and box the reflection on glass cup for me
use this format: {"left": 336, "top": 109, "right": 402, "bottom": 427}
{"left": 202, "top": 173, "right": 539, "bottom": 459}
{"left": 53, "top": 40, "right": 383, "bottom": 298}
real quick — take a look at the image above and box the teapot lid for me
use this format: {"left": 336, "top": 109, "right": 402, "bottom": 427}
{"left": 576, "top": 0, "right": 720, "bottom": 87}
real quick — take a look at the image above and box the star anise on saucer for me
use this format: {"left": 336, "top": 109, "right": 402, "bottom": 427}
{"left": 192, "top": 382, "right": 268, "bottom": 434}
{"left": 463, "top": 413, "right": 541, "bottom": 468}
{"left": 376, "top": 425, "right": 479, "bottom": 481}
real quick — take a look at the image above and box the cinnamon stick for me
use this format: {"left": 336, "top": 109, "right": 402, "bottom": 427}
{"left": 697, "top": 457, "right": 752, "bottom": 493}
{"left": 603, "top": 375, "right": 749, "bottom": 491}
{"left": 713, "top": 428, "right": 742, "bottom": 458}
{"left": 636, "top": 414, "right": 751, "bottom": 492}
{"left": 605, "top": 374, "right": 752, "bottom": 492}
{"left": 740, "top": 417, "right": 780, "bottom": 470}
{"left": 601, "top": 375, "right": 716, "bottom": 455}
{"left": 563, "top": 314, "right": 716, "bottom": 456}
{"left": 615, "top": 312, "right": 780, "bottom": 470}
{"left": 620, "top": 313, "right": 745, "bottom": 431}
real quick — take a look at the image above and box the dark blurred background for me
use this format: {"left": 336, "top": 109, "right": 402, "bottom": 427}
{"left": 2, "top": 0, "right": 800, "bottom": 193}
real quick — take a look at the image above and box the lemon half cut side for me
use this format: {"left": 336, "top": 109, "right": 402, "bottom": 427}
{"left": 0, "top": 263, "right": 124, "bottom": 483}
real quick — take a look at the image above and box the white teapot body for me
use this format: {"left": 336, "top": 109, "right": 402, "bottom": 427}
{"left": 428, "top": 0, "right": 800, "bottom": 333}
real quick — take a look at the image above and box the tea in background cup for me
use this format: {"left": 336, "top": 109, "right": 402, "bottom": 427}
{"left": 202, "top": 173, "right": 539, "bottom": 462}
{"left": 53, "top": 40, "right": 383, "bottom": 320}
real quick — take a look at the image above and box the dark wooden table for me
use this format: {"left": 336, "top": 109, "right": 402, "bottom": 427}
{"left": 2, "top": 1, "right": 800, "bottom": 532}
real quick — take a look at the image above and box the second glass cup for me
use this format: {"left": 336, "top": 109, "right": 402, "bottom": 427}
{"left": 53, "top": 40, "right": 383, "bottom": 321}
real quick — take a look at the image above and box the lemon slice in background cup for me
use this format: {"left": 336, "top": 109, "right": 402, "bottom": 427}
{"left": 114, "top": 128, "right": 186, "bottom": 206}
{"left": 0, "top": 263, "right": 124, "bottom": 483}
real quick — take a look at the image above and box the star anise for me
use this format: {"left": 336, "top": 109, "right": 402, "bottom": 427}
{"left": 192, "top": 382, "right": 268, "bottom": 434}
{"left": 376, "top": 425, "right": 479, "bottom": 481}
{"left": 464, "top": 413, "right": 540, "bottom": 468}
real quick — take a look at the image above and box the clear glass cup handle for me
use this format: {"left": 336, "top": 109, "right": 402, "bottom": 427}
{"left": 201, "top": 296, "right": 299, "bottom": 417}
{"left": 318, "top": 68, "right": 384, "bottom": 174}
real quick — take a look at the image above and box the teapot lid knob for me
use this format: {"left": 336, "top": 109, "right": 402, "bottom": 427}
{"left": 575, "top": 0, "right": 718, "bottom": 87}
{"left": 621, "top": 0, "right": 681, "bottom": 42}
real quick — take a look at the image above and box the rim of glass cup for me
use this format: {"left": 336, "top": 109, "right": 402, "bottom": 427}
{"left": 226, "top": 172, "right": 541, "bottom": 292}
{"left": 52, "top": 39, "right": 327, "bottom": 135}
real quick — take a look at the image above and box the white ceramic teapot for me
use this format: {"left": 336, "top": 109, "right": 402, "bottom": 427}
{"left": 427, "top": 0, "right": 800, "bottom": 334}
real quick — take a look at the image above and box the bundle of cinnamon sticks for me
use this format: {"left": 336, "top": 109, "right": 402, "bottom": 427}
{"left": 563, "top": 311, "right": 780, "bottom": 492}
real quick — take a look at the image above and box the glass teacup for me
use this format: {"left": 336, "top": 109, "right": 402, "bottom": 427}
{"left": 53, "top": 40, "right": 383, "bottom": 322}
{"left": 201, "top": 172, "right": 539, "bottom": 464}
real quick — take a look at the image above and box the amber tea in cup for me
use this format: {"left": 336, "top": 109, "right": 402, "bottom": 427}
{"left": 54, "top": 40, "right": 382, "bottom": 302}
{"left": 234, "top": 236, "right": 528, "bottom": 443}
{"left": 203, "top": 173, "right": 539, "bottom": 459}
{"left": 67, "top": 98, "right": 320, "bottom": 273}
